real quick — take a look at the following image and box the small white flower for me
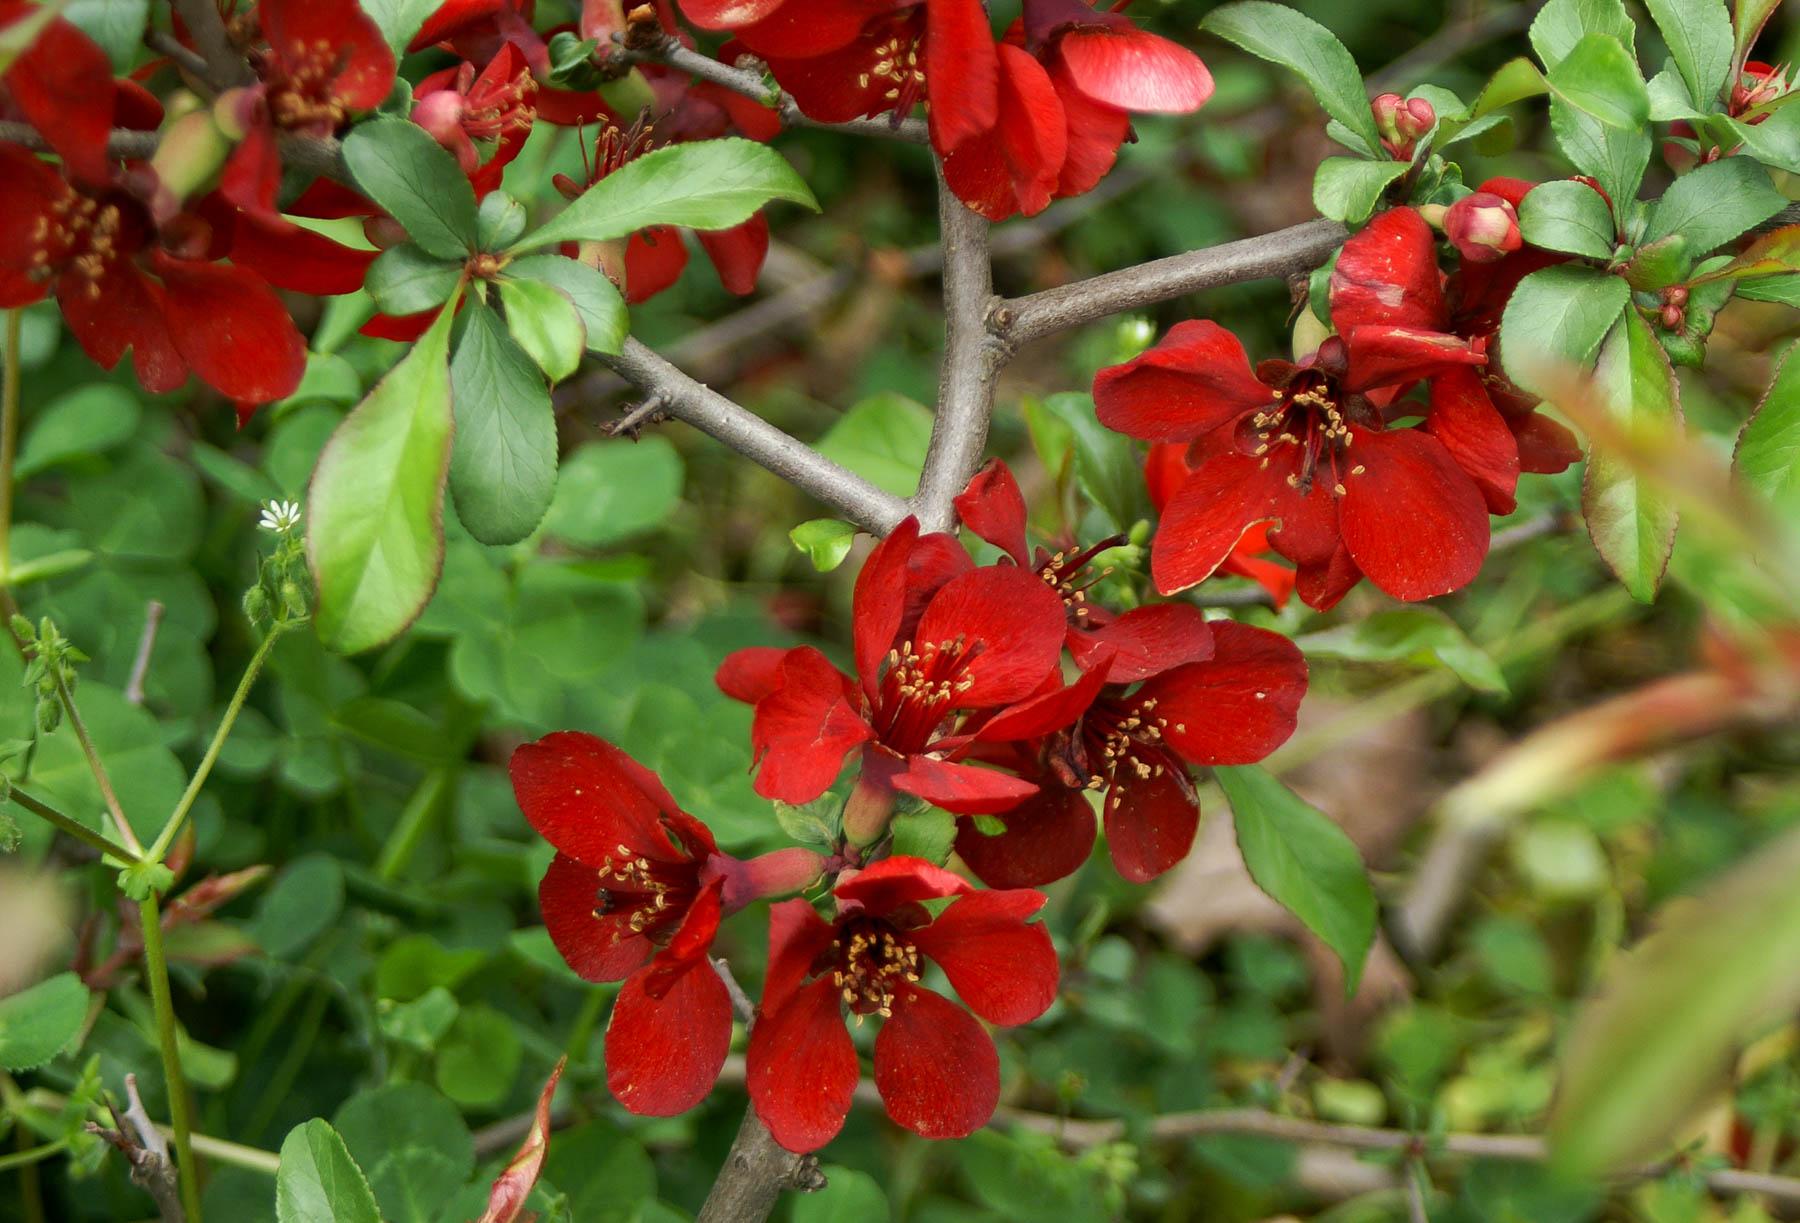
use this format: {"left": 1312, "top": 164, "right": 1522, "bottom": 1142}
{"left": 259, "top": 499, "right": 303, "bottom": 534}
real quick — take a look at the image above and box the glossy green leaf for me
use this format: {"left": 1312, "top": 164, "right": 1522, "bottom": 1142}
{"left": 542, "top": 437, "right": 685, "bottom": 547}
{"left": 514, "top": 138, "right": 817, "bottom": 252}
{"left": 1311, "top": 157, "right": 1409, "bottom": 223}
{"left": 505, "top": 254, "right": 628, "bottom": 355}
{"left": 0, "top": 972, "right": 88, "bottom": 1071}
{"left": 276, "top": 1120, "right": 382, "bottom": 1223}
{"left": 1517, "top": 178, "right": 1617, "bottom": 259}
{"left": 1297, "top": 607, "right": 1507, "bottom": 694}
{"left": 1528, "top": 0, "right": 1634, "bottom": 70}
{"left": 1549, "top": 825, "right": 1800, "bottom": 1175}
{"left": 790, "top": 518, "right": 858, "bottom": 572}
{"left": 1583, "top": 310, "right": 1681, "bottom": 602}
{"left": 1735, "top": 341, "right": 1800, "bottom": 512}
{"left": 1217, "top": 765, "right": 1377, "bottom": 992}
{"left": 1201, "top": 2, "right": 1381, "bottom": 157}
{"left": 497, "top": 277, "right": 585, "bottom": 382}
{"left": 341, "top": 119, "right": 478, "bottom": 261}
{"left": 308, "top": 295, "right": 457, "bottom": 654}
{"left": 1498, "top": 264, "right": 1630, "bottom": 397}
{"left": 1642, "top": 157, "right": 1787, "bottom": 256}
{"left": 1643, "top": 0, "right": 1732, "bottom": 112}
{"left": 448, "top": 300, "right": 557, "bottom": 545}
{"left": 1546, "top": 34, "right": 1648, "bottom": 129}
{"left": 363, "top": 244, "right": 462, "bottom": 318}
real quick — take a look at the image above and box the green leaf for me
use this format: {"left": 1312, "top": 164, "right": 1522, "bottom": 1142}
{"left": 276, "top": 1120, "right": 382, "bottom": 1223}
{"left": 1643, "top": 0, "right": 1732, "bottom": 112}
{"left": 363, "top": 244, "right": 462, "bottom": 318}
{"left": 448, "top": 300, "right": 557, "bottom": 546}
{"left": 1217, "top": 765, "right": 1377, "bottom": 992}
{"left": 0, "top": 973, "right": 88, "bottom": 1071}
{"left": 789, "top": 518, "right": 858, "bottom": 572}
{"left": 1528, "top": 0, "right": 1635, "bottom": 70}
{"left": 17, "top": 384, "right": 140, "bottom": 477}
{"left": 308, "top": 293, "right": 458, "bottom": 654}
{"left": 1642, "top": 157, "right": 1787, "bottom": 256}
{"left": 890, "top": 805, "right": 957, "bottom": 865}
{"left": 817, "top": 392, "right": 934, "bottom": 498}
{"left": 1296, "top": 607, "right": 1508, "bottom": 694}
{"left": 1735, "top": 341, "right": 1800, "bottom": 513}
{"left": 1583, "top": 310, "right": 1681, "bottom": 601}
{"left": 341, "top": 119, "right": 478, "bottom": 261}
{"left": 1517, "top": 179, "right": 1617, "bottom": 259}
{"left": 542, "top": 437, "right": 685, "bottom": 547}
{"left": 505, "top": 255, "right": 628, "bottom": 355}
{"left": 1549, "top": 825, "right": 1800, "bottom": 1175}
{"left": 497, "top": 277, "right": 586, "bottom": 382}
{"left": 1546, "top": 34, "right": 1649, "bottom": 129}
{"left": 514, "top": 138, "right": 817, "bottom": 252}
{"left": 1498, "top": 264, "right": 1631, "bottom": 398}
{"left": 1201, "top": 2, "right": 1381, "bottom": 157}
{"left": 1311, "top": 158, "right": 1409, "bottom": 223}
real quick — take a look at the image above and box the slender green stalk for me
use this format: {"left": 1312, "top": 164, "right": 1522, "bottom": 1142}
{"left": 7, "top": 785, "right": 139, "bottom": 862}
{"left": 0, "top": 309, "right": 19, "bottom": 580}
{"left": 0, "top": 1140, "right": 66, "bottom": 1175}
{"left": 147, "top": 625, "right": 288, "bottom": 862}
{"left": 138, "top": 894, "right": 203, "bottom": 1223}
{"left": 375, "top": 768, "right": 453, "bottom": 881}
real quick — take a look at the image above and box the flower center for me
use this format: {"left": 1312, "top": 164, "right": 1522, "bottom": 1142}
{"left": 831, "top": 919, "right": 921, "bottom": 1018}
{"left": 875, "top": 636, "right": 977, "bottom": 752}
{"left": 592, "top": 844, "right": 693, "bottom": 940}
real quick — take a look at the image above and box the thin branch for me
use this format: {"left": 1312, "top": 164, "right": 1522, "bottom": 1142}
{"left": 124, "top": 602, "right": 165, "bottom": 707}
{"left": 911, "top": 169, "right": 1004, "bottom": 533}
{"left": 597, "top": 338, "right": 909, "bottom": 534}
{"left": 995, "top": 218, "right": 1349, "bottom": 346}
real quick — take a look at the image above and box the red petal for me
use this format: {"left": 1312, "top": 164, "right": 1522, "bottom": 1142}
{"left": 538, "top": 853, "right": 652, "bottom": 981}
{"left": 1329, "top": 206, "right": 1446, "bottom": 333}
{"left": 1048, "top": 59, "right": 1131, "bottom": 196}
{"left": 715, "top": 646, "right": 791, "bottom": 704}
{"left": 1338, "top": 426, "right": 1489, "bottom": 600}
{"left": 1093, "top": 319, "right": 1274, "bottom": 442}
{"left": 873, "top": 984, "right": 999, "bottom": 1139}
{"left": 925, "top": 0, "right": 1000, "bottom": 153}
{"left": 762, "top": 898, "right": 838, "bottom": 1012}
{"left": 953, "top": 786, "right": 1096, "bottom": 888}
{"left": 605, "top": 960, "right": 732, "bottom": 1115}
{"left": 836, "top": 855, "right": 969, "bottom": 913}
{"left": 914, "top": 566, "right": 1067, "bottom": 707}
{"left": 696, "top": 213, "right": 769, "bottom": 295}
{"left": 1150, "top": 451, "right": 1287, "bottom": 594}
{"left": 5, "top": 17, "right": 117, "bottom": 185}
{"left": 1055, "top": 26, "right": 1213, "bottom": 113}
{"left": 625, "top": 226, "right": 690, "bottom": 304}
{"left": 954, "top": 458, "right": 1030, "bottom": 565}
{"left": 912, "top": 888, "right": 1056, "bottom": 1025}
{"left": 230, "top": 209, "right": 376, "bottom": 295}
{"left": 153, "top": 253, "right": 305, "bottom": 404}
{"left": 1103, "top": 766, "right": 1199, "bottom": 883}
{"left": 750, "top": 646, "right": 872, "bottom": 804}
{"left": 1427, "top": 366, "right": 1520, "bottom": 514}
{"left": 1069, "top": 603, "right": 1213, "bottom": 683}
{"left": 748, "top": 976, "right": 859, "bottom": 1153}
{"left": 1137, "top": 620, "right": 1307, "bottom": 765}
{"left": 262, "top": 0, "right": 397, "bottom": 110}
{"left": 854, "top": 517, "right": 921, "bottom": 699}
{"left": 889, "top": 755, "right": 1039, "bottom": 815}
{"left": 510, "top": 732, "right": 688, "bottom": 867}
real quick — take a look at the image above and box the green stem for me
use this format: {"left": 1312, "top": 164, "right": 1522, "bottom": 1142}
{"left": 0, "top": 1140, "right": 65, "bottom": 1175}
{"left": 375, "top": 768, "right": 453, "bottom": 881}
{"left": 138, "top": 894, "right": 203, "bottom": 1223}
{"left": 147, "top": 625, "right": 287, "bottom": 863}
{"left": 0, "top": 309, "right": 19, "bottom": 581}
{"left": 6, "top": 785, "right": 139, "bottom": 862}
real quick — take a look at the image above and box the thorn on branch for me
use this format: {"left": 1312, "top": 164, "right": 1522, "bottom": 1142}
{"left": 607, "top": 394, "right": 670, "bottom": 439}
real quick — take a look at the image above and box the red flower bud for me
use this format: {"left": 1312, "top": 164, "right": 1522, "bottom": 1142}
{"left": 1372, "top": 92, "right": 1436, "bottom": 157}
{"left": 1444, "top": 191, "right": 1522, "bottom": 264}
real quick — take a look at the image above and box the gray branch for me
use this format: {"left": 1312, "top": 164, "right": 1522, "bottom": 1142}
{"left": 597, "top": 338, "right": 909, "bottom": 535}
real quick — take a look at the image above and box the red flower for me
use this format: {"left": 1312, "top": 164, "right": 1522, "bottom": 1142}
{"left": 0, "top": 2, "right": 125, "bottom": 186}
{"left": 746, "top": 857, "right": 1058, "bottom": 1151}
{"left": 512, "top": 731, "right": 822, "bottom": 1116}
{"left": 0, "top": 145, "right": 305, "bottom": 408}
{"left": 1146, "top": 444, "right": 1296, "bottom": 607}
{"left": 956, "top": 619, "right": 1306, "bottom": 885}
{"left": 716, "top": 517, "right": 1068, "bottom": 816}
{"left": 413, "top": 44, "right": 539, "bottom": 196}
{"left": 220, "top": 0, "right": 397, "bottom": 224}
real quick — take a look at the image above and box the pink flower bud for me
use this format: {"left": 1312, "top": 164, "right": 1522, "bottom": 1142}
{"left": 1444, "top": 191, "right": 1522, "bottom": 264}
{"left": 1372, "top": 92, "right": 1436, "bottom": 157}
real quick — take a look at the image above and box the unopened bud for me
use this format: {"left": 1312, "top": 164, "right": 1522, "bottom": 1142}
{"left": 1372, "top": 92, "right": 1435, "bottom": 157}
{"left": 1444, "top": 191, "right": 1521, "bottom": 264}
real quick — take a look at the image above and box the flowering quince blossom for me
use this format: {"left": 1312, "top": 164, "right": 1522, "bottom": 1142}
{"left": 717, "top": 517, "right": 1070, "bottom": 821}
{"left": 746, "top": 857, "right": 1058, "bottom": 1151}
{"left": 511, "top": 731, "right": 823, "bottom": 1115}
